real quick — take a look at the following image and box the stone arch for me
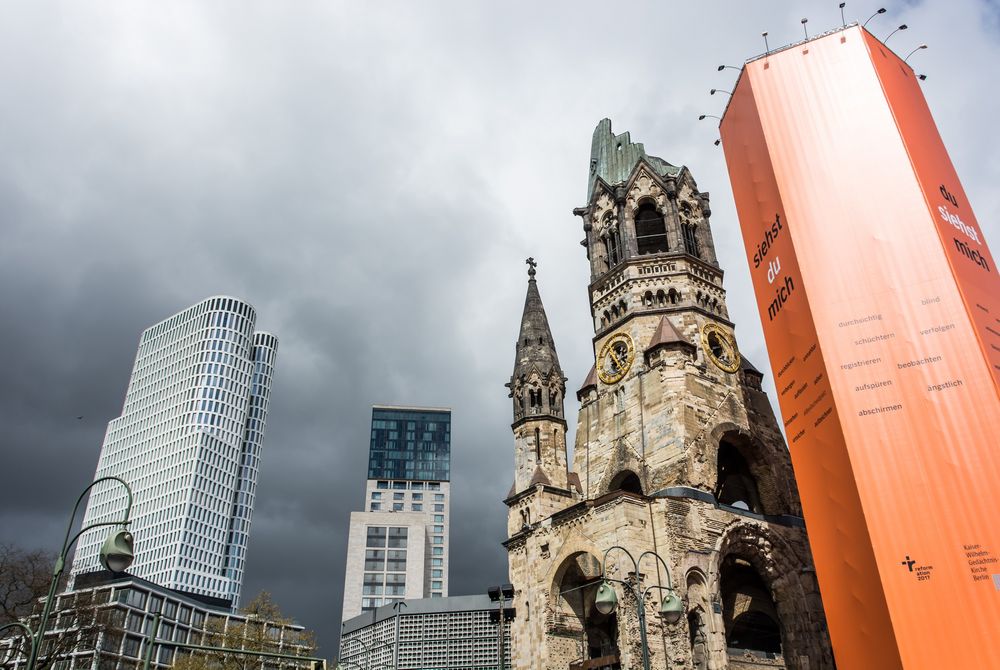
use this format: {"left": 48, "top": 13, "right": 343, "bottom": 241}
{"left": 713, "top": 521, "right": 829, "bottom": 669}
{"left": 595, "top": 438, "right": 649, "bottom": 496}
{"left": 643, "top": 290, "right": 654, "bottom": 307}
{"left": 703, "top": 423, "right": 791, "bottom": 516}
{"left": 711, "top": 519, "right": 834, "bottom": 670}
{"left": 608, "top": 470, "right": 643, "bottom": 495}
{"left": 549, "top": 551, "right": 619, "bottom": 663}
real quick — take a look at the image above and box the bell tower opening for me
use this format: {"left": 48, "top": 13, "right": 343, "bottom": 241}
{"left": 555, "top": 553, "right": 620, "bottom": 667}
{"left": 715, "top": 440, "right": 762, "bottom": 513}
{"left": 634, "top": 201, "right": 668, "bottom": 255}
{"left": 720, "top": 556, "right": 783, "bottom": 656}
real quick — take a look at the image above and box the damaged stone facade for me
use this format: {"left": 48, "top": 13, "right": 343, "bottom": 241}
{"left": 503, "top": 120, "right": 834, "bottom": 670}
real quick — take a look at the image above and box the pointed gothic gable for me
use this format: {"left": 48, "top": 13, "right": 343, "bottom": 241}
{"left": 645, "top": 315, "right": 695, "bottom": 354}
{"left": 567, "top": 471, "right": 582, "bottom": 493}
{"left": 529, "top": 465, "right": 552, "bottom": 487}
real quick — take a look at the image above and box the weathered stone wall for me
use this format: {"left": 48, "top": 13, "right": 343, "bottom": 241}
{"left": 506, "top": 124, "right": 832, "bottom": 670}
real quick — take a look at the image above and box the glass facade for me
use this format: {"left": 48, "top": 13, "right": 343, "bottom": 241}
{"left": 368, "top": 407, "right": 451, "bottom": 481}
{"left": 71, "top": 296, "right": 277, "bottom": 606}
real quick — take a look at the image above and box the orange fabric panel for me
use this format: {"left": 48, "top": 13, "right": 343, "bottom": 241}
{"left": 721, "top": 26, "right": 1000, "bottom": 669}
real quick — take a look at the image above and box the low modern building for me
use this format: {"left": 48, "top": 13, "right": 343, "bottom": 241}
{"left": 339, "top": 593, "right": 512, "bottom": 670}
{"left": 340, "top": 406, "right": 452, "bottom": 621}
{"left": 3, "top": 571, "right": 311, "bottom": 670}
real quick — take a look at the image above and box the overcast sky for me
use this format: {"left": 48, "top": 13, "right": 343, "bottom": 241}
{"left": 1, "top": 0, "right": 997, "bottom": 658}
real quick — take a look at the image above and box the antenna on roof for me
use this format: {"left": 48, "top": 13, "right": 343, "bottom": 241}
{"left": 863, "top": 7, "right": 886, "bottom": 28}
{"left": 801, "top": 18, "right": 809, "bottom": 40}
{"left": 839, "top": 3, "right": 847, "bottom": 28}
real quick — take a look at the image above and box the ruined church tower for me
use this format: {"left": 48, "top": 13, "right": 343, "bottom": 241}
{"left": 503, "top": 120, "right": 834, "bottom": 670}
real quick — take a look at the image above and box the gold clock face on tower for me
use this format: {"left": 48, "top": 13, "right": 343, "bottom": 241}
{"left": 700, "top": 323, "right": 740, "bottom": 373}
{"left": 597, "top": 332, "right": 635, "bottom": 384}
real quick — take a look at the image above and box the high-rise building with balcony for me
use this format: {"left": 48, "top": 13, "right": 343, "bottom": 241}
{"left": 340, "top": 406, "right": 451, "bottom": 621}
{"left": 71, "top": 296, "right": 278, "bottom": 608}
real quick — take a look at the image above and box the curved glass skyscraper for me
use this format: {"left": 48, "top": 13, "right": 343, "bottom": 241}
{"left": 71, "top": 296, "right": 278, "bottom": 607}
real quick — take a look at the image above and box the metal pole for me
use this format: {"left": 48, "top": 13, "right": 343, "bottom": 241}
{"left": 498, "top": 593, "right": 505, "bottom": 670}
{"left": 28, "top": 477, "right": 133, "bottom": 670}
{"left": 635, "top": 584, "right": 650, "bottom": 670}
{"left": 142, "top": 614, "right": 161, "bottom": 670}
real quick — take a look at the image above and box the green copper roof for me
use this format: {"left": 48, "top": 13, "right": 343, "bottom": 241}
{"left": 587, "top": 118, "right": 680, "bottom": 200}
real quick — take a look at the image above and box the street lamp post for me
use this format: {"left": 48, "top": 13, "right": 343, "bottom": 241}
{"left": 10, "top": 476, "right": 135, "bottom": 670}
{"left": 488, "top": 584, "right": 514, "bottom": 670}
{"left": 594, "top": 546, "right": 683, "bottom": 670}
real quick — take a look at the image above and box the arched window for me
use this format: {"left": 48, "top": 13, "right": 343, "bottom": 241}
{"left": 715, "top": 441, "right": 762, "bottom": 513}
{"left": 554, "top": 553, "right": 616, "bottom": 660}
{"left": 720, "top": 556, "right": 782, "bottom": 654}
{"left": 619, "top": 299, "right": 627, "bottom": 314}
{"left": 611, "top": 305, "right": 619, "bottom": 319}
{"left": 668, "top": 288, "right": 679, "bottom": 304}
{"left": 635, "top": 202, "right": 669, "bottom": 254}
{"left": 607, "top": 232, "right": 621, "bottom": 267}
{"left": 535, "top": 427, "right": 541, "bottom": 460}
{"left": 656, "top": 290, "right": 667, "bottom": 307}
{"left": 529, "top": 388, "right": 542, "bottom": 411}
{"left": 683, "top": 223, "right": 700, "bottom": 257}
{"left": 644, "top": 291, "right": 653, "bottom": 307}
{"left": 609, "top": 470, "right": 643, "bottom": 495}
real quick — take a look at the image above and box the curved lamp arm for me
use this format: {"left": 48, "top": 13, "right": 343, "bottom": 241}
{"left": 28, "top": 476, "right": 133, "bottom": 670}
{"left": 600, "top": 545, "right": 639, "bottom": 584}
{"left": 637, "top": 551, "right": 675, "bottom": 591}
{"left": 55, "top": 476, "right": 133, "bottom": 573}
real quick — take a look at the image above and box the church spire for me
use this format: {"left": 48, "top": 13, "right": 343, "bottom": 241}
{"left": 506, "top": 258, "right": 570, "bottom": 496}
{"left": 509, "top": 259, "right": 565, "bottom": 419}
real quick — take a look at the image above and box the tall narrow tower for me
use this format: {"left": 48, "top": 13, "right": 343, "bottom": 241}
{"left": 506, "top": 258, "right": 570, "bottom": 498}
{"left": 503, "top": 121, "right": 832, "bottom": 670}
{"left": 71, "top": 296, "right": 277, "bottom": 607}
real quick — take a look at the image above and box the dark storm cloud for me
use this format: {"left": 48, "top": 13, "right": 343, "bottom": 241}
{"left": 2, "top": 0, "right": 997, "bottom": 658}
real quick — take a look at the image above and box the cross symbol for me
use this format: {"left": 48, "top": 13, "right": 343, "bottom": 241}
{"left": 526, "top": 257, "right": 537, "bottom": 278}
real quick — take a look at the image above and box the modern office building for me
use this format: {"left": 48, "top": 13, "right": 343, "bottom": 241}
{"left": 70, "top": 296, "right": 278, "bottom": 607}
{"left": 339, "top": 593, "right": 512, "bottom": 670}
{"left": 3, "top": 571, "right": 310, "bottom": 670}
{"left": 340, "top": 406, "right": 451, "bottom": 621}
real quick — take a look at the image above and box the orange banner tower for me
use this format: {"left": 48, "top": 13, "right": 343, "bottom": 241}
{"left": 720, "top": 25, "right": 1000, "bottom": 669}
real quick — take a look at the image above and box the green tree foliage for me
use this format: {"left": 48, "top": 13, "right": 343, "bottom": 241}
{"left": 0, "top": 545, "right": 121, "bottom": 670}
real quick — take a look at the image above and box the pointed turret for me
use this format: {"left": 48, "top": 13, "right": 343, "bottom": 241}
{"left": 506, "top": 258, "right": 569, "bottom": 496}
{"left": 508, "top": 258, "right": 566, "bottom": 424}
